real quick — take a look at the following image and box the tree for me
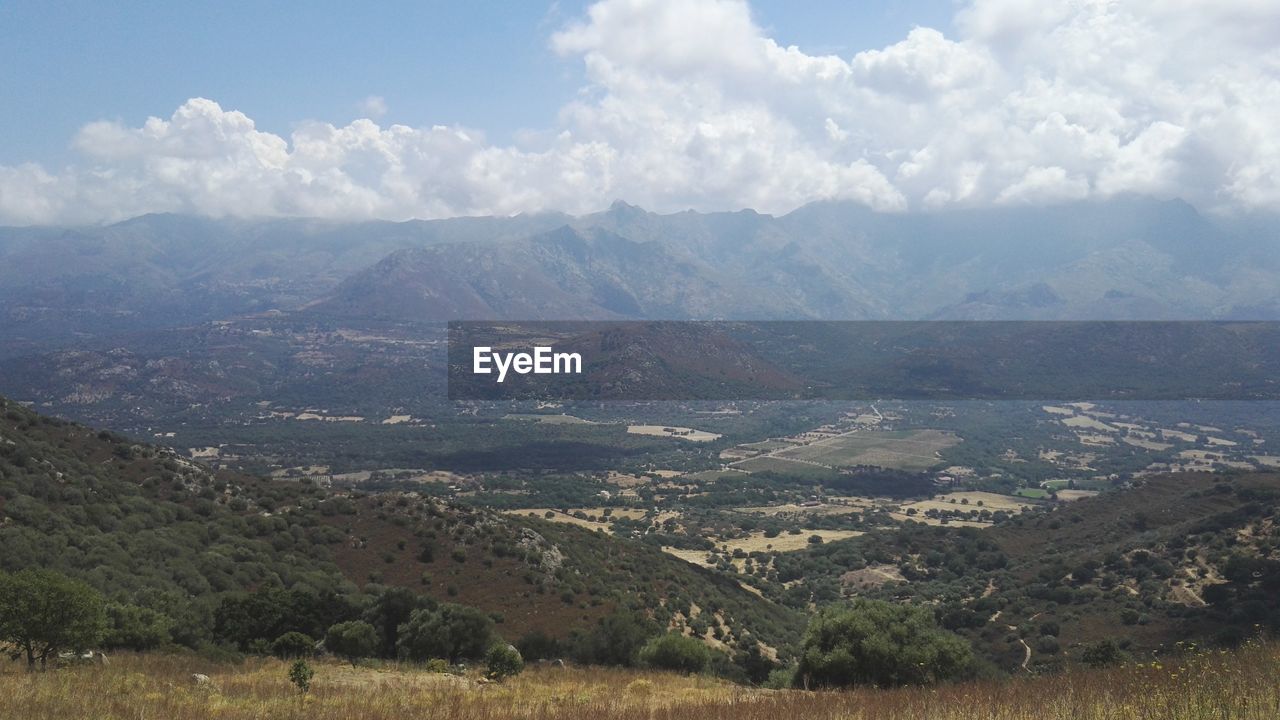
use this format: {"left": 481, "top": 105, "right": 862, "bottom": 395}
{"left": 325, "top": 621, "right": 378, "bottom": 666}
{"left": 103, "top": 603, "right": 173, "bottom": 651}
{"left": 570, "top": 609, "right": 657, "bottom": 667}
{"left": 485, "top": 643, "right": 524, "bottom": 681}
{"left": 0, "top": 569, "right": 106, "bottom": 669}
{"left": 363, "top": 586, "right": 432, "bottom": 658}
{"left": 735, "top": 642, "right": 778, "bottom": 685}
{"left": 271, "top": 631, "right": 316, "bottom": 659}
{"left": 397, "top": 603, "right": 495, "bottom": 663}
{"left": 638, "top": 633, "right": 710, "bottom": 674}
{"left": 795, "top": 598, "right": 973, "bottom": 689}
{"left": 516, "top": 629, "right": 562, "bottom": 662}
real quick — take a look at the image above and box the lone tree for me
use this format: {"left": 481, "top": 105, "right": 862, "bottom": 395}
{"left": 325, "top": 620, "right": 378, "bottom": 666}
{"left": 795, "top": 598, "right": 973, "bottom": 689}
{"left": 0, "top": 569, "right": 106, "bottom": 669}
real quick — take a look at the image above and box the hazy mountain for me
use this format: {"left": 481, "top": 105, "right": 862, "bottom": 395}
{"left": 2, "top": 197, "right": 1278, "bottom": 360}
{"left": 0, "top": 212, "right": 568, "bottom": 356}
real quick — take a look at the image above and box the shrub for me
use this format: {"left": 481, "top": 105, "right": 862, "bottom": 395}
{"left": 516, "top": 629, "right": 562, "bottom": 662}
{"left": 795, "top": 598, "right": 973, "bottom": 689}
{"left": 1036, "top": 635, "right": 1061, "bottom": 654}
{"left": 271, "top": 631, "right": 315, "bottom": 659}
{"left": 288, "top": 659, "right": 313, "bottom": 694}
{"left": 485, "top": 643, "right": 524, "bottom": 681}
{"left": 569, "top": 609, "right": 658, "bottom": 667}
{"left": 103, "top": 603, "right": 173, "bottom": 651}
{"left": 638, "top": 633, "right": 711, "bottom": 674}
{"left": 763, "top": 665, "right": 797, "bottom": 689}
{"left": 325, "top": 621, "right": 377, "bottom": 666}
{"left": 397, "top": 603, "right": 495, "bottom": 663}
{"left": 1082, "top": 639, "right": 1125, "bottom": 668}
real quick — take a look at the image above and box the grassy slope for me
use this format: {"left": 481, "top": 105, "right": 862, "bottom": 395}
{"left": 2, "top": 640, "right": 1278, "bottom": 719}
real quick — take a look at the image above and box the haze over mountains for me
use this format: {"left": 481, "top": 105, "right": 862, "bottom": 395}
{"left": 2, "top": 196, "right": 1278, "bottom": 359}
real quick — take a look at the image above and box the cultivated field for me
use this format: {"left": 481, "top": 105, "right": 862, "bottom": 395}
{"left": 771, "top": 429, "right": 959, "bottom": 471}
{"left": 4, "top": 642, "right": 1280, "bottom": 719}
{"left": 903, "top": 491, "right": 1036, "bottom": 514}
{"left": 731, "top": 456, "right": 837, "bottom": 478}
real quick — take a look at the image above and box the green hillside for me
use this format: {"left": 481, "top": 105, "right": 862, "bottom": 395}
{"left": 0, "top": 396, "right": 802, "bottom": 662}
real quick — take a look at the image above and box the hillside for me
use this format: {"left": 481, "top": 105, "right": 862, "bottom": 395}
{"left": 771, "top": 471, "right": 1280, "bottom": 671}
{"left": 0, "top": 396, "right": 803, "bottom": 654}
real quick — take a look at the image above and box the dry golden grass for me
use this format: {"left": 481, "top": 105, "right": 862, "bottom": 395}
{"left": 3, "top": 642, "right": 1279, "bottom": 719}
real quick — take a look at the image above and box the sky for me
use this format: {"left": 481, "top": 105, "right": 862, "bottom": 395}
{"left": 0, "top": 0, "right": 1277, "bottom": 225}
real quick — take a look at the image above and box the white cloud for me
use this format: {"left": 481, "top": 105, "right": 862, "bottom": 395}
{"left": 0, "top": 0, "right": 1278, "bottom": 224}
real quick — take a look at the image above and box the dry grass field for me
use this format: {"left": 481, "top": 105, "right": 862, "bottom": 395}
{"left": 903, "top": 491, "right": 1036, "bottom": 514}
{"left": 3, "top": 641, "right": 1279, "bottom": 720}
{"left": 716, "top": 529, "right": 865, "bottom": 553}
{"left": 626, "top": 425, "right": 722, "bottom": 442}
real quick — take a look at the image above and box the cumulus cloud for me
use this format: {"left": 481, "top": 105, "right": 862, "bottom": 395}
{"left": 0, "top": 0, "right": 1278, "bottom": 224}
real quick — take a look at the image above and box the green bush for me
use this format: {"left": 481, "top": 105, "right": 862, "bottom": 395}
{"left": 516, "top": 629, "right": 562, "bottom": 662}
{"left": 485, "top": 643, "right": 525, "bottom": 681}
{"left": 103, "top": 603, "right": 174, "bottom": 651}
{"left": 638, "top": 633, "right": 711, "bottom": 674}
{"left": 397, "top": 603, "right": 495, "bottom": 663}
{"left": 1081, "top": 639, "right": 1125, "bottom": 668}
{"left": 271, "top": 631, "right": 315, "bottom": 659}
{"left": 569, "top": 609, "right": 658, "bottom": 667}
{"left": 763, "top": 665, "right": 797, "bottom": 689}
{"left": 325, "top": 621, "right": 378, "bottom": 666}
{"left": 288, "top": 658, "right": 313, "bottom": 693}
{"left": 795, "top": 598, "right": 973, "bottom": 689}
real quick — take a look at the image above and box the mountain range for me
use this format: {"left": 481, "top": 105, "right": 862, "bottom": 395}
{"left": 3, "top": 197, "right": 1278, "bottom": 360}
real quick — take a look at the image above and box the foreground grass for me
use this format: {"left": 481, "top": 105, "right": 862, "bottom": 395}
{"left": 2, "top": 642, "right": 1279, "bottom": 720}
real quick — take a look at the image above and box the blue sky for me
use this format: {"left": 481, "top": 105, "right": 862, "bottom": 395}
{"left": 0, "top": 0, "right": 953, "bottom": 166}
{"left": 0, "top": 0, "right": 1274, "bottom": 224}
